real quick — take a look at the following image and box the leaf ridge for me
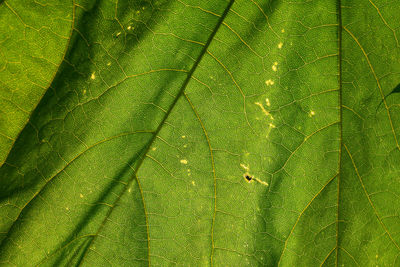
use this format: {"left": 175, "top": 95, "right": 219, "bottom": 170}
{"left": 77, "top": 1, "right": 236, "bottom": 265}
{"left": 184, "top": 93, "right": 217, "bottom": 266}
{"left": 344, "top": 144, "right": 400, "bottom": 251}
{"left": 336, "top": 0, "right": 343, "bottom": 265}
{"left": 343, "top": 26, "right": 400, "bottom": 150}
{"left": 0, "top": 0, "right": 76, "bottom": 167}
{"left": 0, "top": 131, "right": 152, "bottom": 249}
{"left": 278, "top": 174, "right": 338, "bottom": 266}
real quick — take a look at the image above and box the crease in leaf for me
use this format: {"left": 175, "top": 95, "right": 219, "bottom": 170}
{"left": 376, "top": 83, "right": 400, "bottom": 113}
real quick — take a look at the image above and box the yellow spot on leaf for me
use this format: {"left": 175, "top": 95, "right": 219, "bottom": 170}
{"left": 180, "top": 159, "right": 188, "bottom": 164}
{"left": 254, "top": 177, "right": 269, "bottom": 186}
{"left": 309, "top": 110, "right": 316, "bottom": 117}
{"left": 278, "top": 42, "right": 283, "bottom": 49}
{"left": 265, "top": 79, "right": 274, "bottom": 86}
{"left": 255, "top": 102, "right": 274, "bottom": 120}
{"left": 240, "top": 163, "right": 249, "bottom": 171}
{"left": 80, "top": 193, "right": 84, "bottom": 198}
{"left": 90, "top": 72, "right": 96, "bottom": 80}
{"left": 265, "top": 98, "right": 271, "bottom": 107}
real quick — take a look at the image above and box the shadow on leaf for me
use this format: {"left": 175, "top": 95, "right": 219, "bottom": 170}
{"left": 376, "top": 83, "right": 400, "bottom": 113}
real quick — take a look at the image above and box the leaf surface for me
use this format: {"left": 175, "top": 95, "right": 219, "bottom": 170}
{"left": 1, "top": 0, "right": 400, "bottom": 266}
{"left": 0, "top": 0, "right": 73, "bottom": 166}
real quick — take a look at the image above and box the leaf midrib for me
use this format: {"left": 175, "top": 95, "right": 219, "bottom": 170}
{"left": 336, "top": 0, "right": 343, "bottom": 265}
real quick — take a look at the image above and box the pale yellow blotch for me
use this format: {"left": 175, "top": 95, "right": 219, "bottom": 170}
{"left": 254, "top": 177, "right": 269, "bottom": 186}
{"left": 128, "top": 187, "right": 131, "bottom": 193}
{"left": 309, "top": 110, "right": 316, "bottom": 117}
{"left": 151, "top": 147, "right": 157, "bottom": 151}
{"left": 180, "top": 159, "right": 188, "bottom": 164}
{"left": 183, "top": 144, "right": 188, "bottom": 148}
{"left": 265, "top": 79, "right": 274, "bottom": 86}
{"left": 181, "top": 135, "right": 186, "bottom": 139}
{"left": 255, "top": 102, "right": 274, "bottom": 120}
{"left": 79, "top": 193, "right": 84, "bottom": 198}
{"left": 255, "top": 101, "right": 275, "bottom": 138}
{"left": 127, "top": 25, "right": 132, "bottom": 30}
{"left": 65, "top": 207, "right": 69, "bottom": 211}
{"left": 265, "top": 122, "right": 276, "bottom": 139}
{"left": 265, "top": 98, "right": 271, "bottom": 107}
{"left": 272, "top": 65, "right": 277, "bottom": 72}
{"left": 107, "top": 62, "right": 111, "bottom": 66}
{"left": 191, "top": 180, "right": 195, "bottom": 186}
{"left": 83, "top": 89, "right": 87, "bottom": 95}
{"left": 240, "top": 163, "right": 249, "bottom": 171}
{"left": 278, "top": 42, "right": 283, "bottom": 49}
{"left": 281, "top": 29, "right": 285, "bottom": 33}
{"left": 90, "top": 72, "right": 96, "bottom": 80}
{"left": 116, "top": 31, "right": 122, "bottom": 37}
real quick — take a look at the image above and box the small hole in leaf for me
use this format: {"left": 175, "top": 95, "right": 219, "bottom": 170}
{"left": 244, "top": 174, "right": 253, "bottom": 182}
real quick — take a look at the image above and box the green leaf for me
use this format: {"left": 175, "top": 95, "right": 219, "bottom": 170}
{"left": 0, "top": 0, "right": 73, "bottom": 166}
{"left": 376, "top": 83, "right": 400, "bottom": 112}
{"left": 1, "top": 0, "right": 400, "bottom": 266}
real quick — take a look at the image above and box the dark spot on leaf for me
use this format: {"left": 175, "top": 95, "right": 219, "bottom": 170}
{"left": 245, "top": 175, "right": 252, "bottom": 181}
{"left": 376, "top": 83, "right": 400, "bottom": 113}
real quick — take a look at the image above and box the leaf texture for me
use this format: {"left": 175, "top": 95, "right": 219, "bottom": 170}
{"left": 1, "top": 0, "right": 400, "bottom": 266}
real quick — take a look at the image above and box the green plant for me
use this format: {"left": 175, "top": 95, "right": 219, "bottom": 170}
{"left": 1, "top": 0, "right": 400, "bottom": 266}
